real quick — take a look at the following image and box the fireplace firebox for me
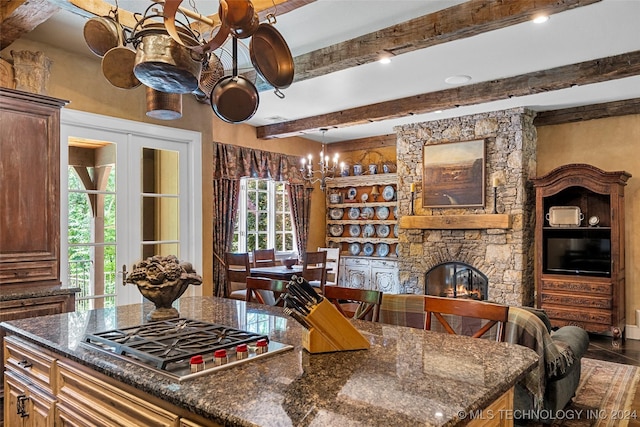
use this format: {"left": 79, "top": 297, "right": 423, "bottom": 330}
{"left": 425, "top": 262, "right": 488, "bottom": 300}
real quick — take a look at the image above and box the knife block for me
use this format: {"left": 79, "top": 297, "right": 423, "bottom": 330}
{"left": 301, "top": 299, "right": 370, "bottom": 353}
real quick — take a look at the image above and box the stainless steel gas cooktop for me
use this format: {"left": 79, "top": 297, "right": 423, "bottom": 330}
{"left": 81, "top": 317, "right": 293, "bottom": 382}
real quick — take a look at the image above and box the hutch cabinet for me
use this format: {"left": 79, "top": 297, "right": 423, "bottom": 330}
{"left": 325, "top": 173, "right": 399, "bottom": 293}
{"left": 531, "top": 164, "right": 631, "bottom": 335}
{"left": 0, "top": 88, "right": 76, "bottom": 399}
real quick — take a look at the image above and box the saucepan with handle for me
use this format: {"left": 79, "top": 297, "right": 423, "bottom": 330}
{"left": 210, "top": 37, "right": 259, "bottom": 123}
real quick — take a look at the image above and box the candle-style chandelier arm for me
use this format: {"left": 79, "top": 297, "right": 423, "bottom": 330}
{"left": 298, "top": 129, "right": 342, "bottom": 191}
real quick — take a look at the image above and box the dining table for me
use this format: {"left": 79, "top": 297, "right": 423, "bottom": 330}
{"left": 250, "top": 264, "right": 303, "bottom": 281}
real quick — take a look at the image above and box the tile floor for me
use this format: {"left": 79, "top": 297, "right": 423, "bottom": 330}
{"left": 584, "top": 333, "right": 640, "bottom": 366}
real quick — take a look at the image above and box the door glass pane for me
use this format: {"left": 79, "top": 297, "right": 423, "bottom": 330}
{"left": 141, "top": 147, "right": 180, "bottom": 260}
{"left": 67, "top": 139, "right": 117, "bottom": 311}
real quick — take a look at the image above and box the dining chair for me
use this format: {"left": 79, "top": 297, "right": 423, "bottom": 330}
{"left": 302, "top": 251, "right": 327, "bottom": 294}
{"left": 252, "top": 248, "right": 276, "bottom": 268}
{"left": 317, "top": 247, "right": 340, "bottom": 286}
{"left": 423, "top": 295, "right": 510, "bottom": 342}
{"left": 323, "top": 286, "right": 383, "bottom": 322}
{"left": 225, "top": 252, "right": 251, "bottom": 301}
{"left": 245, "top": 277, "right": 287, "bottom": 306}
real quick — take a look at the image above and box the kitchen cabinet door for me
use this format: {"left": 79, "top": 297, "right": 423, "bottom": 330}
{"left": 4, "top": 371, "right": 55, "bottom": 427}
{"left": 371, "top": 260, "right": 399, "bottom": 293}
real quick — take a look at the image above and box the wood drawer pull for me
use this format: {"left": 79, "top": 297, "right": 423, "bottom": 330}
{"left": 17, "top": 359, "right": 33, "bottom": 368}
{"left": 17, "top": 394, "right": 29, "bottom": 418}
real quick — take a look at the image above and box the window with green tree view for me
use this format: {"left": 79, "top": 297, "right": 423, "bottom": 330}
{"left": 232, "top": 178, "right": 296, "bottom": 256}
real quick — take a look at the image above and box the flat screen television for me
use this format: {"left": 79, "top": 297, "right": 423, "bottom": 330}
{"left": 544, "top": 237, "right": 611, "bottom": 277}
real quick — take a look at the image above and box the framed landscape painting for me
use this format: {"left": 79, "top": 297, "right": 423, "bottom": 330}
{"left": 422, "top": 139, "right": 485, "bottom": 208}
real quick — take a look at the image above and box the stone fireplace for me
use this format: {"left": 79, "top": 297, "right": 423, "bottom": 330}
{"left": 395, "top": 108, "right": 537, "bottom": 306}
{"left": 425, "top": 262, "right": 488, "bottom": 300}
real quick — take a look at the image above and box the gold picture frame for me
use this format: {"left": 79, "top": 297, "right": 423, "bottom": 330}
{"left": 422, "top": 139, "right": 486, "bottom": 208}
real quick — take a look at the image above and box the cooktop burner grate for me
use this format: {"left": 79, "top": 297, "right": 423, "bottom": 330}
{"left": 82, "top": 318, "right": 270, "bottom": 370}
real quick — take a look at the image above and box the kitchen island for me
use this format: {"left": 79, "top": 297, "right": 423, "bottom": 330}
{"left": 2, "top": 296, "right": 538, "bottom": 426}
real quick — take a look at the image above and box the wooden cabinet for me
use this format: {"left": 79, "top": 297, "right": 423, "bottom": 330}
{"left": 3, "top": 336, "right": 221, "bottom": 427}
{"left": 0, "top": 88, "right": 67, "bottom": 289}
{"left": 326, "top": 174, "right": 399, "bottom": 290}
{"left": 340, "top": 257, "right": 400, "bottom": 293}
{"left": 531, "top": 164, "right": 631, "bottom": 334}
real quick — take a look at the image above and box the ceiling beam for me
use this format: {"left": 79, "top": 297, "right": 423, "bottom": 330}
{"left": 284, "top": 0, "right": 601, "bottom": 86}
{"left": 329, "top": 134, "right": 397, "bottom": 153}
{"left": 256, "top": 50, "right": 640, "bottom": 139}
{"left": 534, "top": 97, "right": 640, "bottom": 126}
{"left": 0, "top": 0, "right": 60, "bottom": 50}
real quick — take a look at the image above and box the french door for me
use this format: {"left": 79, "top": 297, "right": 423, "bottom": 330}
{"left": 60, "top": 110, "right": 202, "bottom": 309}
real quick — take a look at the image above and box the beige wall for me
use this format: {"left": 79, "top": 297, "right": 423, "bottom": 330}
{"left": 537, "top": 114, "right": 640, "bottom": 326}
{"left": 1, "top": 39, "right": 324, "bottom": 296}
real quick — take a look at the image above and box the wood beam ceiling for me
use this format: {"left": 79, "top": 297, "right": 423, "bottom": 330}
{"left": 534, "top": 98, "right": 640, "bottom": 126}
{"left": 289, "top": 0, "right": 600, "bottom": 85}
{"left": 0, "top": 0, "right": 60, "bottom": 50}
{"left": 256, "top": 50, "right": 640, "bottom": 139}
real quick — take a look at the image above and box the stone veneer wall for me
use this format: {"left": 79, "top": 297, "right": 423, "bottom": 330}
{"left": 395, "top": 108, "right": 537, "bottom": 306}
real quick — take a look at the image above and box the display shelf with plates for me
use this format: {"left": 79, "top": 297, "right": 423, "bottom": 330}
{"left": 325, "top": 173, "right": 399, "bottom": 291}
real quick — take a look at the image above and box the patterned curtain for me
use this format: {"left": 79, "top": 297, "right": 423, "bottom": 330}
{"left": 288, "top": 183, "right": 313, "bottom": 258}
{"left": 212, "top": 142, "right": 306, "bottom": 296}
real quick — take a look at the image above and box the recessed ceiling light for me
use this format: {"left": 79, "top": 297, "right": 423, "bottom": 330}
{"left": 379, "top": 57, "right": 391, "bottom": 64}
{"left": 533, "top": 15, "right": 549, "bottom": 24}
{"left": 434, "top": 110, "right": 443, "bottom": 114}
{"left": 444, "top": 75, "right": 472, "bottom": 85}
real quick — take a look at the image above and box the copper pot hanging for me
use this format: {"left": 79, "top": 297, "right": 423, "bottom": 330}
{"left": 83, "top": 15, "right": 125, "bottom": 57}
{"left": 146, "top": 86, "right": 182, "bottom": 120}
{"left": 249, "top": 14, "right": 294, "bottom": 93}
{"left": 132, "top": 22, "right": 203, "bottom": 94}
{"left": 218, "top": 0, "right": 259, "bottom": 39}
{"left": 210, "top": 37, "right": 259, "bottom": 123}
{"left": 101, "top": 46, "right": 141, "bottom": 89}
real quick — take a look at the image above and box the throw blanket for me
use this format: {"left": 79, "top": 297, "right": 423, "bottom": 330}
{"left": 505, "top": 307, "right": 577, "bottom": 410}
{"left": 378, "top": 294, "right": 426, "bottom": 329}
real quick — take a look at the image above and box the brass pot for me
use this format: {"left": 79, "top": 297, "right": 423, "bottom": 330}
{"left": 133, "top": 23, "right": 203, "bottom": 94}
{"left": 83, "top": 16, "right": 124, "bottom": 57}
{"left": 102, "top": 46, "right": 141, "bottom": 89}
{"left": 146, "top": 86, "right": 182, "bottom": 120}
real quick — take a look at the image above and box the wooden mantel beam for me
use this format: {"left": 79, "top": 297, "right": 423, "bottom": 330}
{"left": 256, "top": 50, "right": 640, "bottom": 139}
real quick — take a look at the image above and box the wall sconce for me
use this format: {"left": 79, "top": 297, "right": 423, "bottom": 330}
{"left": 491, "top": 171, "right": 505, "bottom": 214}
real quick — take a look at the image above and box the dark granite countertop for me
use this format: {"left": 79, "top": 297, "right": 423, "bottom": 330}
{"left": 0, "top": 286, "right": 80, "bottom": 302}
{"left": 1, "top": 296, "right": 538, "bottom": 426}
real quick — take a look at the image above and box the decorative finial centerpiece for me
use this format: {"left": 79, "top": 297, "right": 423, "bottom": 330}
{"left": 125, "top": 255, "right": 202, "bottom": 321}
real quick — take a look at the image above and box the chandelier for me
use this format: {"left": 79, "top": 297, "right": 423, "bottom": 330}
{"left": 300, "top": 129, "right": 341, "bottom": 191}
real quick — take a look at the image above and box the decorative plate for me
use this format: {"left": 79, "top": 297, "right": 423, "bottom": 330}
{"left": 363, "top": 242, "right": 375, "bottom": 256}
{"left": 348, "top": 207, "right": 360, "bottom": 220}
{"left": 347, "top": 187, "right": 358, "bottom": 200}
{"left": 363, "top": 224, "right": 376, "bottom": 238}
{"left": 360, "top": 192, "right": 368, "bottom": 203}
{"left": 393, "top": 223, "right": 399, "bottom": 238}
{"left": 349, "top": 242, "right": 361, "bottom": 256}
{"left": 396, "top": 244, "right": 399, "bottom": 256}
{"left": 349, "top": 224, "right": 361, "bottom": 237}
{"left": 329, "top": 224, "right": 344, "bottom": 237}
{"left": 361, "top": 207, "right": 375, "bottom": 219}
{"left": 376, "top": 224, "right": 390, "bottom": 238}
{"left": 375, "top": 206, "right": 390, "bottom": 220}
{"left": 329, "top": 208, "right": 344, "bottom": 220}
{"left": 393, "top": 206, "right": 397, "bottom": 218}
{"left": 382, "top": 185, "right": 395, "bottom": 201}
{"left": 376, "top": 243, "right": 390, "bottom": 257}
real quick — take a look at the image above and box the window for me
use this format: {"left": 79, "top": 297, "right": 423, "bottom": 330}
{"left": 232, "top": 178, "right": 296, "bottom": 256}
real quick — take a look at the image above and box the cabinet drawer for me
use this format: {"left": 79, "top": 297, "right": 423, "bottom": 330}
{"left": 370, "top": 259, "right": 397, "bottom": 269}
{"left": 57, "top": 360, "right": 179, "bottom": 426}
{"left": 345, "top": 257, "right": 370, "bottom": 267}
{"left": 540, "top": 292, "right": 612, "bottom": 309}
{"left": 541, "top": 305, "right": 612, "bottom": 325}
{"left": 0, "top": 294, "right": 75, "bottom": 321}
{"left": 541, "top": 278, "right": 612, "bottom": 295}
{"left": 0, "top": 260, "right": 58, "bottom": 284}
{"left": 4, "top": 335, "right": 56, "bottom": 392}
